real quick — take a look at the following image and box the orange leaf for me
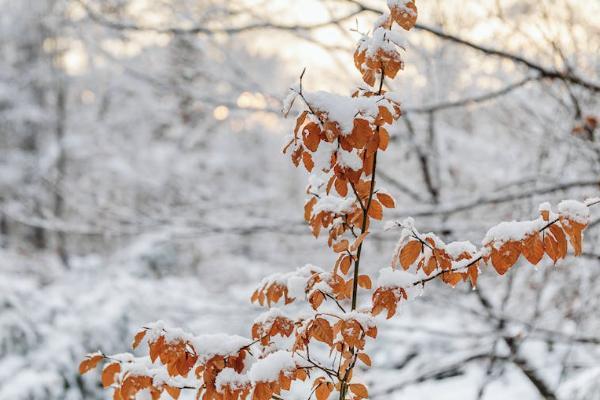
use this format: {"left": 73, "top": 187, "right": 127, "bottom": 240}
{"left": 309, "top": 291, "right": 325, "bottom": 310}
{"left": 442, "top": 272, "right": 463, "bottom": 287}
{"left": 490, "top": 241, "right": 521, "bottom": 275}
{"left": 293, "top": 111, "right": 308, "bottom": 136}
{"left": 165, "top": 386, "right": 181, "bottom": 400}
{"left": 350, "top": 231, "right": 369, "bottom": 252}
{"left": 549, "top": 224, "right": 567, "bottom": 259}
{"left": 335, "top": 178, "right": 348, "bottom": 197}
{"left": 340, "top": 255, "right": 352, "bottom": 275}
{"left": 304, "top": 197, "right": 317, "bottom": 222}
{"left": 350, "top": 118, "right": 372, "bottom": 148}
{"left": 102, "top": 363, "right": 121, "bottom": 388}
{"left": 357, "top": 275, "right": 372, "bottom": 289}
{"left": 311, "top": 318, "right": 334, "bottom": 346}
{"left": 357, "top": 353, "right": 372, "bottom": 366}
{"left": 400, "top": 240, "right": 422, "bottom": 269}
{"left": 349, "top": 383, "right": 369, "bottom": 398}
{"left": 368, "top": 200, "right": 383, "bottom": 220}
{"left": 303, "top": 122, "right": 321, "bottom": 152}
{"left": 544, "top": 234, "right": 560, "bottom": 263}
{"left": 376, "top": 192, "right": 395, "bottom": 208}
{"left": 422, "top": 256, "right": 437, "bottom": 275}
{"left": 333, "top": 239, "right": 349, "bottom": 253}
{"left": 378, "top": 127, "right": 389, "bottom": 150}
{"left": 315, "top": 382, "right": 333, "bottom": 400}
{"left": 390, "top": 0, "right": 418, "bottom": 31}
{"left": 562, "top": 220, "right": 586, "bottom": 255}
{"left": 132, "top": 330, "right": 146, "bottom": 349}
{"left": 521, "top": 233, "right": 544, "bottom": 265}
{"left": 302, "top": 151, "right": 314, "bottom": 172}
{"left": 378, "top": 106, "right": 393, "bottom": 124}
{"left": 79, "top": 353, "right": 103, "bottom": 374}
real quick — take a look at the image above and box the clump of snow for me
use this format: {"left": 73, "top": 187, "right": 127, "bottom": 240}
{"left": 190, "top": 334, "right": 251, "bottom": 361}
{"left": 339, "top": 311, "right": 375, "bottom": 329}
{"left": 303, "top": 91, "right": 392, "bottom": 134}
{"left": 444, "top": 241, "right": 477, "bottom": 259}
{"left": 558, "top": 199, "right": 590, "bottom": 224}
{"left": 258, "top": 264, "right": 324, "bottom": 301}
{"left": 313, "top": 195, "right": 355, "bottom": 215}
{"left": 482, "top": 219, "right": 544, "bottom": 246}
{"left": 311, "top": 141, "right": 336, "bottom": 171}
{"left": 357, "top": 27, "right": 406, "bottom": 58}
{"left": 538, "top": 202, "right": 552, "bottom": 213}
{"left": 377, "top": 267, "right": 418, "bottom": 288}
{"left": 337, "top": 149, "right": 362, "bottom": 171}
{"left": 249, "top": 351, "right": 296, "bottom": 383}
{"left": 216, "top": 368, "right": 250, "bottom": 391}
{"left": 387, "top": 0, "right": 416, "bottom": 15}
{"left": 373, "top": 10, "right": 391, "bottom": 28}
{"left": 254, "top": 308, "right": 287, "bottom": 325}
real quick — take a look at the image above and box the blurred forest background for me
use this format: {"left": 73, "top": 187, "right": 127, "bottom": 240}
{"left": 0, "top": 0, "right": 599, "bottom": 399}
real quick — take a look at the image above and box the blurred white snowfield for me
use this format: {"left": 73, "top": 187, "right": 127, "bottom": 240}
{"left": 1, "top": 0, "right": 599, "bottom": 399}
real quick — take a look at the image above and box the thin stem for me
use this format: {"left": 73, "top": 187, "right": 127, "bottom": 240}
{"left": 350, "top": 68, "right": 385, "bottom": 311}
{"left": 340, "top": 69, "right": 385, "bottom": 400}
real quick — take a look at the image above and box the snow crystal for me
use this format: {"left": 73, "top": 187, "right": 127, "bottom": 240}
{"left": 249, "top": 351, "right": 296, "bottom": 382}
{"left": 558, "top": 199, "right": 590, "bottom": 224}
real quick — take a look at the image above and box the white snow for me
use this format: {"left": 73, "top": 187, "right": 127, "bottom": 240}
{"left": 482, "top": 219, "right": 544, "bottom": 246}
{"left": 558, "top": 199, "right": 590, "bottom": 224}
{"left": 313, "top": 195, "right": 355, "bottom": 215}
{"left": 444, "top": 241, "right": 477, "bottom": 258}
{"left": 337, "top": 149, "right": 363, "bottom": 171}
{"left": 189, "top": 334, "right": 251, "bottom": 360}
{"left": 377, "top": 267, "right": 419, "bottom": 288}
{"left": 303, "top": 91, "right": 391, "bottom": 134}
{"left": 387, "top": 0, "right": 416, "bottom": 15}
{"left": 248, "top": 351, "right": 296, "bottom": 382}
{"left": 216, "top": 368, "right": 250, "bottom": 391}
{"left": 358, "top": 27, "right": 407, "bottom": 58}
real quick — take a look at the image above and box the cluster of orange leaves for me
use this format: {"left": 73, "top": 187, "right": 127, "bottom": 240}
{"left": 484, "top": 210, "right": 587, "bottom": 275}
{"left": 354, "top": 0, "right": 417, "bottom": 86}
{"left": 285, "top": 92, "right": 400, "bottom": 248}
{"left": 371, "top": 207, "right": 590, "bottom": 321}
